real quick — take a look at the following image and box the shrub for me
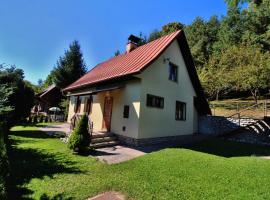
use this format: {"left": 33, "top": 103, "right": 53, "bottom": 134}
{"left": 28, "top": 116, "right": 32, "bottom": 123}
{"left": 0, "top": 123, "right": 9, "bottom": 200}
{"left": 67, "top": 114, "right": 91, "bottom": 153}
{"left": 39, "top": 115, "right": 44, "bottom": 123}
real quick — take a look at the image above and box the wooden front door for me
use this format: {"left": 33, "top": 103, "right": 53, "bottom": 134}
{"left": 102, "top": 97, "right": 113, "bottom": 132}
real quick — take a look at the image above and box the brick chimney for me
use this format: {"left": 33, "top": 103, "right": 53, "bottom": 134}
{"left": 126, "top": 42, "right": 138, "bottom": 53}
{"left": 126, "top": 34, "right": 141, "bottom": 53}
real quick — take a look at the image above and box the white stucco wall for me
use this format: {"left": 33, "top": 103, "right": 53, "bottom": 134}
{"left": 137, "top": 40, "right": 198, "bottom": 138}
{"left": 110, "top": 80, "right": 141, "bottom": 138}
{"left": 67, "top": 95, "right": 90, "bottom": 122}
{"left": 67, "top": 80, "right": 141, "bottom": 138}
{"left": 88, "top": 80, "right": 141, "bottom": 137}
{"left": 90, "top": 93, "right": 105, "bottom": 132}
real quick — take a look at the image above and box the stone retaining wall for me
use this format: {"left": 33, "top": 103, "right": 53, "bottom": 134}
{"left": 116, "top": 134, "right": 208, "bottom": 147}
{"left": 198, "top": 116, "right": 239, "bottom": 136}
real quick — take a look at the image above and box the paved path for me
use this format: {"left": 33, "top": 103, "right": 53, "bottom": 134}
{"left": 88, "top": 191, "right": 125, "bottom": 200}
{"left": 39, "top": 123, "right": 71, "bottom": 136}
{"left": 93, "top": 145, "right": 146, "bottom": 164}
{"left": 39, "top": 123, "right": 147, "bottom": 163}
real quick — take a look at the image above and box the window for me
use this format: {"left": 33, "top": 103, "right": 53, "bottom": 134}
{"left": 74, "top": 96, "right": 81, "bottom": 113}
{"left": 146, "top": 94, "right": 164, "bottom": 109}
{"left": 84, "top": 96, "right": 92, "bottom": 114}
{"left": 123, "top": 105, "right": 129, "bottom": 118}
{"left": 175, "top": 101, "right": 186, "bottom": 120}
{"left": 169, "top": 62, "right": 178, "bottom": 82}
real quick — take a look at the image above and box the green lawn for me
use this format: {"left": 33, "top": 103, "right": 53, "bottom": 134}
{"left": 7, "top": 124, "right": 270, "bottom": 200}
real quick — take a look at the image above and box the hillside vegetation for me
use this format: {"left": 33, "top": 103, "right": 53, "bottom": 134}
{"left": 138, "top": 0, "right": 270, "bottom": 102}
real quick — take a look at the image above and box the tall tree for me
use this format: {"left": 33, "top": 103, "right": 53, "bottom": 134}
{"left": 201, "top": 43, "right": 270, "bottom": 102}
{"left": 147, "top": 22, "right": 184, "bottom": 43}
{"left": 213, "top": 7, "right": 246, "bottom": 53}
{"left": 114, "top": 50, "right": 121, "bottom": 57}
{"left": 161, "top": 22, "right": 184, "bottom": 35}
{"left": 229, "top": 44, "right": 270, "bottom": 103}
{"left": 242, "top": 0, "right": 270, "bottom": 51}
{"left": 224, "top": 0, "right": 249, "bottom": 8}
{"left": 185, "top": 16, "right": 220, "bottom": 68}
{"left": 148, "top": 29, "right": 162, "bottom": 42}
{"left": 37, "top": 79, "right": 43, "bottom": 88}
{"left": 199, "top": 56, "right": 231, "bottom": 100}
{"left": 0, "top": 65, "right": 35, "bottom": 125}
{"left": 47, "top": 40, "right": 87, "bottom": 89}
{"left": 0, "top": 85, "right": 13, "bottom": 121}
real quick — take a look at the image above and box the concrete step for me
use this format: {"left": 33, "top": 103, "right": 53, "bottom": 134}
{"left": 90, "top": 140, "right": 120, "bottom": 149}
{"left": 92, "top": 132, "right": 114, "bottom": 139}
{"left": 91, "top": 136, "right": 118, "bottom": 144}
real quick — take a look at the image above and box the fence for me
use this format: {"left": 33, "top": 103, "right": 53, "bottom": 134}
{"left": 210, "top": 100, "right": 269, "bottom": 119}
{"left": 200, "top": 100, "right": 270, "bottom": 136}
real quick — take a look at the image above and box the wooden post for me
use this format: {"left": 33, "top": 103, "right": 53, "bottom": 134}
{"left": 238, "top": 113, "right": 241, "bottom": 127}
{"left": 264, "top": 100, "right": 265, "bottom": 117}
{"left": 265, "top": 99, "right": 267, "bottom": 117}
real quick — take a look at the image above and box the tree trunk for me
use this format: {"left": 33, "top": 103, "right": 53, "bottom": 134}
{"left": 251, "top": 89, "right": 258, "bottom": 104}
{"left": 216, "top": 90, "right": 219, "bottom": 101}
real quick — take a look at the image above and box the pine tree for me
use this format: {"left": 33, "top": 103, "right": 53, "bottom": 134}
{"left": 68, "top": 114, "right": 91, "bottom": 153}
{"left": 49, "top": 40, "right": 87, "bottom": 89}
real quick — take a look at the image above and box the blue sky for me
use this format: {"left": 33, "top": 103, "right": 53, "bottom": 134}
{"left": 0, "top": 0, "right": 227, "bottom": 84}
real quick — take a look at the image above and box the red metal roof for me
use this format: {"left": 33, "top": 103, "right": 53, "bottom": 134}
{"left": 64, "top": 30, "right": 182, "bottom": 91}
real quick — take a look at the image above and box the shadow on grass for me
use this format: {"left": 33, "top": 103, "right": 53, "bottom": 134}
{"left": 11, "top": 130, "right": 55, "bottom": 139}
{"left": 7, "top": 130, "right": 83, "bottom": 200}
{"left": 18, "top": 122, "right": 65, "bottom": 128}
{"left": 39, "top": 193, "right": 73, "bottom": 200}
{"left": 183, "top": 138, "right": 270, "bottom": 158}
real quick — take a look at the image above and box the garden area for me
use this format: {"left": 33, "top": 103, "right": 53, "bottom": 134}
{"left": 6, "top": 123, "right": 270, "bottom": 200}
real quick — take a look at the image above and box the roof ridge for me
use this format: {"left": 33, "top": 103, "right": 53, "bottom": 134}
{"left": 130, "top": 30, "right": 181, "bottom": 52}
{"left": 63, "top": 30, "right": 182, "bottom": 91}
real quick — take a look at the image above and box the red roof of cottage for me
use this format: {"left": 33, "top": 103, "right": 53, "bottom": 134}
{"left": 63, "top": 30, "right": 182, "bottom": 91}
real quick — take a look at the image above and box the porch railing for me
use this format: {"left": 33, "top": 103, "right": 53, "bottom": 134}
{"left": 225, "top": 101, "right": 268, "bottom": 127}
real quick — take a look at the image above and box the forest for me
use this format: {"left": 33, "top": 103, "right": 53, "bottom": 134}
{"left": 136, "top": 0, "right": 270, "bottom": 102}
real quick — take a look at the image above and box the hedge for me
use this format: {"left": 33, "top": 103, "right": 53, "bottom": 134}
{"left": 0, "top": 122, "right": 8, "bottom": 200}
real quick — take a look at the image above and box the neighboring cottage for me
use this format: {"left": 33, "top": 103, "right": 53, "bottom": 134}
{"left": 34, "top": 84, "right": 63, "bottom": 113}
{"left": 63, "top": 30, "right": 211, "bottom": 146}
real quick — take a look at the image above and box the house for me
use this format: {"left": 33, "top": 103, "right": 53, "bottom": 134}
{"left": 63, "top": 30, "right": 211, "bottom": 146}
{"left": 34, "top": 84, "right": 63, "bottom": 114}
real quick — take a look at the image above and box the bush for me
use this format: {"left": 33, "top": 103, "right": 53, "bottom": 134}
{"left": 67, "top": 114, "right": 91, "bottom": 153}
{"left": 28, "top": 116, "right": 32, "bottom": 123}
{"left": 0, "top": 123, "right": 9, "bottom": 200}
{"left": 39, "top": 115, "right": 44, "bottom": 123}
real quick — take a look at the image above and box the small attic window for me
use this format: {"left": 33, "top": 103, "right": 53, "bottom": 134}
{"left": 169, "top": 62, "right": 178, "bottom": 82}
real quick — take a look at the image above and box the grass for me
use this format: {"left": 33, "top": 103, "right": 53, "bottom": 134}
{"left": 7, "top": 124, "right": 270, "bottom": 199}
